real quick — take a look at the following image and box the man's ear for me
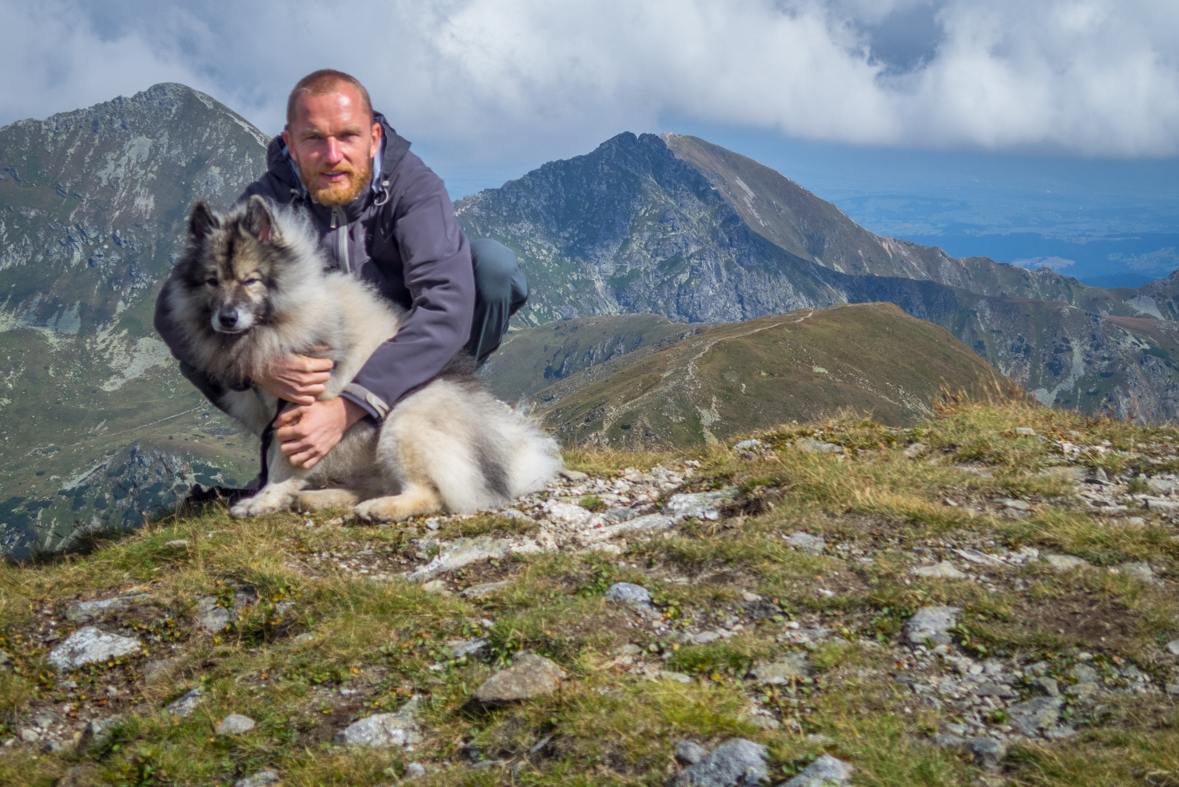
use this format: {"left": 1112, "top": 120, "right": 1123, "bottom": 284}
{"left": 188, "top": 200, "right": 219, "bottom": 242}
{"left": 243, "top": 195, "right": 278, "bottom": 243}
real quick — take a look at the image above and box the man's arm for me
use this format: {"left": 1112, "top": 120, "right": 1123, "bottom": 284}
{"left": 339, "top": 152, "right": 475, "bottom": 420}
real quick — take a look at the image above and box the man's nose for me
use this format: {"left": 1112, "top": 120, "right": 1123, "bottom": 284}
{"left": 324, "top": 137, "right": 343, "bottom": 162}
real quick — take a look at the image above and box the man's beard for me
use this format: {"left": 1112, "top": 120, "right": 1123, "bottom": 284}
{"left": 304, "top": 157, "right": 372, "bottom": 207}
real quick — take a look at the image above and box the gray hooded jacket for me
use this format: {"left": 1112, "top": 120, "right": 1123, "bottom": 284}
{"left": 155, "top": 114, "right": 475, "bottom": 421}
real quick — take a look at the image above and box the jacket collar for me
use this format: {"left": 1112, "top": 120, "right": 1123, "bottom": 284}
{"left": 266, "top": 112, "right": 411, "bottom": 222}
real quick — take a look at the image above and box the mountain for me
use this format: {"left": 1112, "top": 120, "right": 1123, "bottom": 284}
{"left": 514, "top": 303, "right": 1007, "bottom": 447}
{"left": 457, "top": 132, "right": 1179, "bottom": 421}
{"left": 0, "top": 84, "right": 268, "bottom": 559}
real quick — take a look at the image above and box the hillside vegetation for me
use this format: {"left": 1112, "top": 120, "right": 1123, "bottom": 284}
{"left": 3, "top": 394, "right": 1179, "bottom": 786}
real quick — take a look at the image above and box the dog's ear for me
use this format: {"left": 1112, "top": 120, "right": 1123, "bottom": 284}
{"left": 243, "top": 195, "right": 278, "bottom": 243}
{"left": 188, "top": 200, "right": 219, "bottom": 242}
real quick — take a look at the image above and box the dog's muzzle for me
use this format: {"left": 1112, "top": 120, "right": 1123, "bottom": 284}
{"left": 212, "top": 309, "right": 253, "bottom": 333}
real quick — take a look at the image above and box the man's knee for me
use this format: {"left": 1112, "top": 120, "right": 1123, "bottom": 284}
{"left": 471, "top": 238, "right": 528, "bottom": 310}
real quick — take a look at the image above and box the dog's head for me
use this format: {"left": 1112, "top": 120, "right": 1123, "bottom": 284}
{"left": 184, "top": 195, "right": 284, "bottom": 334}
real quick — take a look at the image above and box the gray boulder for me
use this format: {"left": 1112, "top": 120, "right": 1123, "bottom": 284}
{"left": 1007, "top": 696, "right": 1063, "bottom": 736}
{"left": 787, "top": 532, "right": 826, "bottom": 556}
{"left": 65, "top": 594, "right": 149, "bottom": 624}
{"left": 215, "top": 714, "right": 256, "bottom": 735}
{"left": 605, "top": 582, "right": 654, "bottom": 609}
{"left": 668, "top": 738, "right": 767, "bottom": 787}
{"left": 472, "top": 653, "right": 565, "bottom": 706}
{"left": 675, "top": 740, "right": 708, "bottom": 765}
{"left": 47, "top": 627, "right": 141, "bottom": 670}
{"left": 235, "top": 771, "right": 280, "bottom": 787}
{"left": 748, "top": 653, "right": 810, "bottom": 684}
{"left": 904, "top": 607, "right": 960, "bottom": 645}
{"left": 165, "top": 688, "right": 203, "bottom": 718}
{"left": 781, "top": 753, "right": 853, "bottom": 786}
{"left": 335, "top": 696, "right": 423, "bottom": 748}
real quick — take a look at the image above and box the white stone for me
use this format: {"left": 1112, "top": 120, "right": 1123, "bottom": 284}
{"left": 47, "top": 627, "right": 141, "bottom": 670}
{"left": 335, "top": 696, "right": 423, "bottom": 748}
{"left": 912, "top": 562, "right": 967, "bottom": 580}
{"left": 215, "top": 714, "right": 256, "bottom": 735}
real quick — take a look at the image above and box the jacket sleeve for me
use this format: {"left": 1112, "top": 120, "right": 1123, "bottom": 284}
{"left": 341, "top": 156, "right": 474, "bottom": 418}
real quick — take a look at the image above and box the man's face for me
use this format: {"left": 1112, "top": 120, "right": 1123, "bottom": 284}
{"left": 282, "top": 85, "right": 382, "bottom": 207}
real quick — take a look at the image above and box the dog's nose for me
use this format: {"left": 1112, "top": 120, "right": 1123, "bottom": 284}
{"left": 217, "top": 310, "right": 239, "bottom": 330}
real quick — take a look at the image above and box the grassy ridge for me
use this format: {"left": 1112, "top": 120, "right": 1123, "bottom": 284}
{"left": 3, "top": 393, "right": 1178, "bottom": 785}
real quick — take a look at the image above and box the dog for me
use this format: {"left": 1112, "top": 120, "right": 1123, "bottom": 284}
{"left": 164, "top": 194, "right": 562, "bottom": 521}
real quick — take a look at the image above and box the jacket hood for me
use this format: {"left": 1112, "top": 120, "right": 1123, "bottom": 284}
{"left": 264, "top": 111, "right": 411, "bottom": 220}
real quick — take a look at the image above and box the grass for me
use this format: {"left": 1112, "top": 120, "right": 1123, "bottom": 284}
{"left": 2, "top": 396, "right": 1179, "bottom": 785}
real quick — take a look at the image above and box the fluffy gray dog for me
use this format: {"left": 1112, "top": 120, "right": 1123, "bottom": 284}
{"left": 165, "top": 195, "right": 562, "bottom": 521}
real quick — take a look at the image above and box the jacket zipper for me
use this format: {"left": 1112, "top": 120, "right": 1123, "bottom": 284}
{"left": 330, "top": 206, "right": 351, "bottom": 274}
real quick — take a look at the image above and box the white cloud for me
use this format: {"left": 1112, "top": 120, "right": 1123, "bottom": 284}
{"left": 1012, "top": 256, "right": 1077, "bottom": 271}
{"left": 1, "top": 0, "right": 1177, "bottom": 167}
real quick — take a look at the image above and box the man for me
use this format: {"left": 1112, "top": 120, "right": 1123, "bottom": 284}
{"left": 155, "top": 69, "right": 527, "bottom": 478}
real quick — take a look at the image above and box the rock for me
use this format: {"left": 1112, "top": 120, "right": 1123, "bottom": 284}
{"left": 795, "top": 438, "right": 843, "bottom": 454}
{"left": 235, "top": 771, "right": 280, "bottom": 787}
{"left": 1000, "top": 498, "right": 1030, "bottom": 511}
{"left": 669, "top": 738, "right": 767, "bottom": 787}
{"left": 1119, "top": 562, "right": 1159, "bottom": 583}
{"left": 969, "top": 738, "right": 1006, "bottom": 771}
{"left": 47, "top": 627, "right": 141, "bottom": 670}
{"left": 664, "top": 490, "right": 733, "bottom": 521}
{"left": 904, "top": 442, "right": 928, "bottom": 458}
{"left": 1007, "top": 697, "right": 1063, "bottom": 736}
{"left": 559, "top": 469, "right": 589, "bottom": 482}
{"left": 1043, "top": 725, "right": 1077, "bottom": 740}
{"left": 585, "top": 514, "right": 675, "bottom": 542}
{"left": 787, "top": 532, "right": 826, "bottom": 556}
{"left": 1165, "top": 639, "right": 1179, "bottom": 656}
{"left": 1045, "top": 555, "right": 1088, "bottom": 571}
{"left": 42, "top": 739, "right": 68, "bottom": 754}
{"left": 407, "top": 537, "right": 511, "bottom": 582}
{"left": 1070, "top": 663, "right": 1100, "bottom": 685}
{"left": 215, "top": 714, "right": 256, "bottom": 735}
{"left": 76, "top": 717, "right": 119, "bottom": 752}
{"left": 164, "top": 539, "right": 190, "bottom": 550}
{"left": 905, "top": 607, "right": 960, "bottom": 646}
{"left": 748, "top": 653, "right": 810, "bottom": 684}
{"left": 448, "top": 638, "right": 489, "bottom": 659}
{"left": 1015, "top": 427, "right": 1036, "bottom": 436}
{"left": 65, "top": 594, "right": 150, "bottom": 624}
{"left": 335, "top": 696, "right": 423, "bottom": 748}
{"left": 19, "top": 728, "right": 39, "bottom": 743}
{"left": 472, "top": 653, "right": 564, "bottom": 706}
{"left": 1147, "top": 478, "right": 1179, "bottom": 495}
{"left": 196, "top": 596, "right": 234, "bottom": 632}
{"left": 460, "top": 580, "right": 511, "bottom": 599}
{"left": 404, "top": 762, "right": 427, "bottom": 779}
{"left": 675, "top": 740, "right": 708, "bottom": 765}
{"left": 781, "top": 753, "right": 853, "bottom": 786}
{"left": 1030, "top": 677, "right": 1059, "bottom": 697}
{"left": 421, "top": 580, "right": 450, "bottom": 594}
{"left": 734, "top": 439, "right": 766, "bottom": 459}
{"left": 143, "top": 657, "right": 182, "bottom": 683}
{"left": 605, "top": 582, "right": 653, "bottom": 609}
{"left": 912, "top": 562, "right": 967, "bottom": 580}
{"left": 165, "top": 688, "right": 203, "bottom": 718}
{"left": 652, "top": 670, "right": 692, "bottom": 683}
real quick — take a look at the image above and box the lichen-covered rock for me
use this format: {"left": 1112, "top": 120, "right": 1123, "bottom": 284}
{"left": 215, "top": 714, "right": 256, "bottom": 736}
{"left": 335, "top": 696, "right": 423, "bottom": 748}
{"left": 47, "top": 627, "right": 141, "bottom": 670}
{"left": 781, "top": 753, "right": 853, "bottom": 786}
{"left": 904, "top": 607, "right": 960, "bottom": 645}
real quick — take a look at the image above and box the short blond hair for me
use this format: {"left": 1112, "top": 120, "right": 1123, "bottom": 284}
{"left": 286, "top": 69, "right": 373, "bottom": 127}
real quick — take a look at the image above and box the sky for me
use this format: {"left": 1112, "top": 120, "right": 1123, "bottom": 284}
{"left": 3, "top": 0, "right": 1179, "bottom": 280}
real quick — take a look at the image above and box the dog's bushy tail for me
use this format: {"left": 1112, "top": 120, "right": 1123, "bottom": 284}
{"left": 379, "top": 377, "right": 563, "bottom": 514}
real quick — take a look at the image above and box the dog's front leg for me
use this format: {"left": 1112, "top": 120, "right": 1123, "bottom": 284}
{"left": 230, "top": 439, "right": 308, "bottom": 518}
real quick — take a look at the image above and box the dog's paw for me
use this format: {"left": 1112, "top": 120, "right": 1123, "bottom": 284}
{"left": 229, "top": 494, "right": 288, "bottom": 519}
{"left": 354, "top": 491, "right": 439, "bottom": 523}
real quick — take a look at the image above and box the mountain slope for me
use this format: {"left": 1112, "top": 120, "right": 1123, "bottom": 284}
{"left": 458, "top": 132, "right": 1179, "bottom": 422}
{"left": 528, "top": 303, "right": 1007, "bottom": 448}
{"left": 0, "top": 84, "right": 268, "bottom": 558}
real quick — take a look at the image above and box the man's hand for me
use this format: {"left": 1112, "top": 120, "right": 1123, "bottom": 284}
{"left": 274, "top": 397, "right": 367, "bottom": 470}
{"left": 255, "top": 347, "right": 333, "bottom": 405}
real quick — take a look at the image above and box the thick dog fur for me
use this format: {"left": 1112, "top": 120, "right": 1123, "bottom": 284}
{"left": 167, "top": 195, "right": 563, "bottom": 521}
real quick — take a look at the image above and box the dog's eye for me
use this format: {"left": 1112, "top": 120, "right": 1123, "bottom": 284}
{"left": 243, "top": 277, "right": 262, "bottom": 286}
{"left": 205, "top": 278, "right": 218, "bottom": 287}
